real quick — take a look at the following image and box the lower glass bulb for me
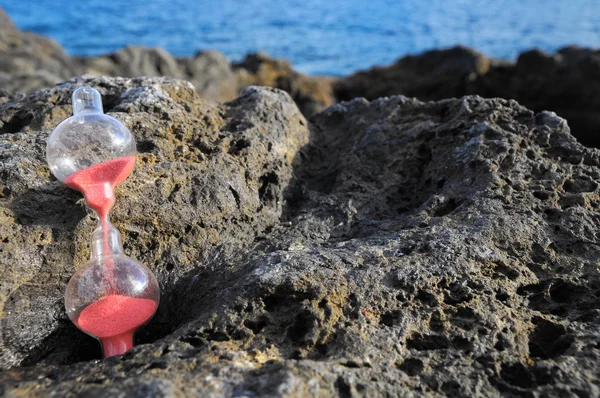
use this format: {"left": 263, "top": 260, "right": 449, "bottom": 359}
{"left": 65, "top": 223, "right": 159, "bottom": 358}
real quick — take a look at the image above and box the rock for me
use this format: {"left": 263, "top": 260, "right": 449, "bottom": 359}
{"left": 334, "top": 46, "right": 490, "bottom": 103}
{"left": 77, "top": 49, "right": 333, "bottom": 113}
{"left": 1, "top": 77, "right": 599, "bottom": 396}
{"left": 234, "top": 52, "right": 335, "bottom": 116}
{"left": 0, "top": 76, "right": 308, "bottom": 369}
{"left": 515, "top": 49, "right": 562, "bottom": 74}
{"left": 0, "top": 8, "right": 15, "bottom": 30}
{"left": 468, "top": 46, "right": 600, "bottom": 148}
{"left": 336, "top": 45, "right": 600, "bottom": 149}
{"left": 78, "top": 46, "right": 183, "bottom": 79}
{"left": 0, "top": 14, "right": 333, "bottom": 116}
{"left": 178, "top": 50, "right": 239, "bottom": 102}
{"left": 0, "top": 70, "right": 63, "bottom": 94}
{"left": 0, "top": 16, "right": 76, "bottom": 83}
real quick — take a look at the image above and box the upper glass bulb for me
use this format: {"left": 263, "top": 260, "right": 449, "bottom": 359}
{"left": 46, "top": 86, "right": 136, "bottom": 183}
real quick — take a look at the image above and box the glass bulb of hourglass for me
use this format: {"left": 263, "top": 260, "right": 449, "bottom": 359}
{"left": 46, "top": 86, "right": 160, "bottom": 357}
{"left": 47, "top": 86, "right": 136, "bottom": 183}
{"left": 65, "top": 225, "right": 159, "bottom": 358}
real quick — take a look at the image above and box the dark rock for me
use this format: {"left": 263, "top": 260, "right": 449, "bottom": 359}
{"left": 336, "top": 45, "right": 600, "bottom": 149}
{"left": 335, "top": 46, "right": 490, "bottom": 103}
{"left": 234, "top": 52, "right": 335, "bottom": 116}
{"left": 179, "top": 50, "right": 238, "bottom": 102}
{"left": 77, "top": 46, "right": 182, "bottom": 78}
{"left": 515, "top": 49, "right": 562, "bottom": 74}
{"left": 0, "top": 10, "right": 76, "bottom": 93}
{"left": 1, "top": 77, "right": 599, "bottom": 396}
{"left": 0, "top": 14, "right": 333, "bottom": 116}
{"left": 469, "top": 46, "right": 600, "bottom": 148}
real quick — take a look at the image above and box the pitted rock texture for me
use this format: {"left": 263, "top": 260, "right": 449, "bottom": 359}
{"left": 1, "top": 77, "right": 600, "bottom": 397}
{"left": 335, "top": 46, "right": 600, "bottom": 149}
{"left": 0, "top": 76, "right": 308, "bottom": 368}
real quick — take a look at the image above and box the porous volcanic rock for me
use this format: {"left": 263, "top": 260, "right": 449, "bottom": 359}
{"left": 0, "top": 76, "right": 308, "bottom": 368}
{"left": 335, "top": 46, "right": 600, "bottom": 149}
{"left": 468, "top": 46, "right": 600, "bottom": 148}
{"left": 1, "top": 76, "right": 599, "bottom": 397}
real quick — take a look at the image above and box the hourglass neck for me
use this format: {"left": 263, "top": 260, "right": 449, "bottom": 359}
{"left": 91, "top": 218, "right": 124, "bottom": 258}
{"left": 73, "top": 86, "right": 103, "bottom": 115}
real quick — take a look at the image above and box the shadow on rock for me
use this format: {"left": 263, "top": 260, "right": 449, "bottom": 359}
{"left": 8, "top": 183, "right": 86, "bottom": 227}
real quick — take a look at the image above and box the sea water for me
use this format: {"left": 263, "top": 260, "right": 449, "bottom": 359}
{"left": 2, "top": 0, "right": 599, "bottom": 76}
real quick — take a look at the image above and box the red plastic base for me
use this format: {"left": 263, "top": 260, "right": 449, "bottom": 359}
{"left": 101, "top": 331, "right": 135, "bottom": 357}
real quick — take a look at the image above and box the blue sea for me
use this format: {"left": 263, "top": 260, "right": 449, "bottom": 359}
{"left": 2, "top": 0, "right": 599, "bottom": 76}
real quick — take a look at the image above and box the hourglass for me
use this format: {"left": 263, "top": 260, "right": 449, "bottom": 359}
{"left": 47, "top": 86, "right": 159, "bottom": 358}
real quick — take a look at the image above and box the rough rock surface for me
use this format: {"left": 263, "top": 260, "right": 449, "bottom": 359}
{"left": 1, "top": 76, "right": 600, "bottom": 397}
{"left": 0, "top": 76, "right": 308, "bottom": 368}
{"left": 335, "top": 46, "right": 600, "bottom": 149}
{"left": 468, "top": 47, "right": 600, "bottom": 149}
{"left": 76, "top": 47, "right": 239, "bottom": 104}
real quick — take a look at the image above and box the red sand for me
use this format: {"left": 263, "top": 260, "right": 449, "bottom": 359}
{"left": 66, "top": 157, "right": 144, "bottom": 357}
{"left": 64, "top": 156, "right": 136, "bottom": 220}
{"left": 77, "top": 294, "right": 157, "bottom": 357}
